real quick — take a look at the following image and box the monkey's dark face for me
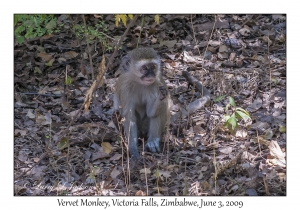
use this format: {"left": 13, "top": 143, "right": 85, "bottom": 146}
{"left": 140, "top": 62, "right": 158, "bottom": 85}
{"left": 135, "top": 59, "right": 160, "bottom": 85}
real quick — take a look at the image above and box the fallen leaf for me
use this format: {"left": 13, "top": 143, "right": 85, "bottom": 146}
{"left": 18, "top": 151, "right": 28, "bottom": 162}
{"left": 135, "top": 190, "right": 146, "bottom": 196}
{"left": 63, "top": 51, "right": 78, "bottom": 59}
{"left": 37, "top": 52, "right": 52, "bottom": 61}
{"left": 219, "top": 146, "right": 233, "bottom": 154}
{"left": 110, "top": 154, "right": 122, "bottom": 161}
{"left": 46, "top": 58, "right": 55, "bottom": 66}
{"left": 102, "top": 142, "right": 112, "bottom": 154}
{"left": 91, "top": 147, "right": 110, "bottom": 160}
{"left": 15, "top": 129, "right": 27, "bottom": 137}
{"left": 247, "top": 98, "right": 262, "bottom": 112}
{"left": 158, "top": 170, "right": 171, "bottom": 178}
{"left": 279, "top": 126, "right": 286, "bottom": 133}
{"left": 239, "top": 28, "right": 251, "bottom": 36}
{"left": 159, "top": 40, "right": 176, "bottom": 49}
{"left": 111, "top": 166, "right": 121, "bottom": 179}
{"left": 57, "top": 137, "right": 69, "bottom": 150}
{"left": 269, "top": 140, "right": 286, "bottom": 166}
{"left": 26, "top": 109, "right": 35, "bottom": 119}
{"left": 34, "top": 67, "right": 42, "bottom": 74}
{"left": 140, "top": 168, "right": 151, "bottom": 174}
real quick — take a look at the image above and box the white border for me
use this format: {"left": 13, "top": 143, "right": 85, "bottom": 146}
{"left": 4, "top": 1, "right": 295, "bottom": 209}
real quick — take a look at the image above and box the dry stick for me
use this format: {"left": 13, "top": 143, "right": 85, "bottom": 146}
{"left": 240, "top": 15, "right": 254, "bottom": 28}
{"left": 136, "top": 15, "right": 144, "bottom": 48}
{"left": 263, "top": 177, "right": 270, "bottom": 195}
{"left": 142, "top": 140, "right": 149, "bottom": 196}
{"left": 127, "top": 109, "right": 132, "bottom": 193}
{"left": 195, "top": 15, "right": 216, "bottom": 96}
{"left": 256, "top": 127, "right": 262, "bottom": 156}
{"left": 190, "top": 15, "right": 200, "bottom": 55}
{"left": 114, "top": 112, "right": 128, "bottom": 190}
{"left": 82, "top": 15, "right": 95, "bottom": 81}
{"left": 268, "top": 30, "right": 271, "bottom": 92}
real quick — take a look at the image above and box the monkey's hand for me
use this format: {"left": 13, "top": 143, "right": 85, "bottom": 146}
{"left": 145, "top": 138, "right": 160, "bottom": 153}
{"left": 158, "top": 86, "right": 167, "bottom": 100}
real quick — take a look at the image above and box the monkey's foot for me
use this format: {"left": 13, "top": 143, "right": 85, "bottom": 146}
{"left": 145, "top": 138, "right": 160, "bottom": 153}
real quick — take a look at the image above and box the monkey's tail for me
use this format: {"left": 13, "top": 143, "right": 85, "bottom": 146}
{"left": 182, "top": 71, "right": 211, "bottom": 114}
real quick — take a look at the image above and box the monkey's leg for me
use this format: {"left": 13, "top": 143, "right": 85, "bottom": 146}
{"left": 124, "top": 115, "right": 140, "bottom": 159}
{"left": 145, "top": 115, "right": 165, "bottom": 153}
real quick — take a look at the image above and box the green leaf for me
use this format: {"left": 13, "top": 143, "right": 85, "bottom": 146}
{"left": 15, "top": 25, "right": 25, "bottom": 35}
{"left": 154, "top": 15, "right": 160, "bottom": 24}
{"left": 236, "top": 107, "right": 250, "bottom": 116}
{"left": 34, "top": 67, "right": 42, "bottom": 74}
{"left": 225, "top": 103, "right": 230, "bottom": 111}
{"left": 236, "top": 110, "right": 251, "bottom": 121}
{"left": 213, "top": 95, "right": 225, "bottom": 102}
{"left": 225, "top": 113, "right": 238, "bottom": 133}
{"left": 14, "top": 15, "right": 19, "bottom": 26}
{"left": 224, "top": 115, "right": 230, "bottom": 121}
{"left": 279, "top": 126, "right": 286, "bottom": 133}
{"left": 228, "top": 96, "right": 236, "bottom": 107}
{"left": 16, "top": 35, "right": 24, "bottom": 45}
{"left": 264, "top": 129, "right": 273, "bottom": 139}
{"left": 46, "top": 58, "right": 55, "bottom": 67}
{"left": 46, "top": 19, "right": 56, "bottom": 30}
{"left": 226, "top": 113, "right": 237, "bottom": 131}
{"left": 57, "top": 137, "right": 69, "bottom": 150}
{"left": 65, "top": 76, "right": 73, "bottom": 85}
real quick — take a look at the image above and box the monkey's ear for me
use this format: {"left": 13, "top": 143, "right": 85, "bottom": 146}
{"left": 120, "top": 55, "right": 131, "bottom": 72}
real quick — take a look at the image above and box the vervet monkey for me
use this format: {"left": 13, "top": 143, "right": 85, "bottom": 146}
{"left": 114, "top": 48, "right": 211, "bottom": 159}
{"left": 114, "top": 48, "right": 171, "bottom": 159}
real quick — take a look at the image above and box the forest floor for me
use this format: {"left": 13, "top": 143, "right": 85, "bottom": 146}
{"left": 14, "top": 14, "right": 286, "bottom": 196}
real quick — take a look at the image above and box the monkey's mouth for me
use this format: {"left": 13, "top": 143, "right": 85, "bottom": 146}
{"left": 142, "top": 78, "right": 155, "bottom": 84}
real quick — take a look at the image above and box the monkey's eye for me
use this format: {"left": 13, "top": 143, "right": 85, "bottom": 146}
{"left": 151, "top": 63, "right": 157, "bottom": 69}
{"left": 140, "top": 63, "right": 157, "bottom": 75}
{"left": 140, "top": 66, "right": 148, "bottom": 75}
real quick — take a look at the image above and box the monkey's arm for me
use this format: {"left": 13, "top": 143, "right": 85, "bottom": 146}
{"left": 146, "top": 86, "right": 168, "bottom": 118}
{"left": 182, "top": 71, "right": 211, "bottom": 113}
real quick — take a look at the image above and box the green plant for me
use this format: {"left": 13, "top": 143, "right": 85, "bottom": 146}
{"left": 65, "top": 75, "right": 73, "bottom": 86}
{"left": 14, "top": 14, "right": 61, "bottom": 45}
{"left": 72, "top": 20, "right": 108, "bottom": 41}
{"left": 72, "top": 20, "right": 112, "bottom": 51}
{"left": 217, "top": 96, "right": 251, "bottom": 133}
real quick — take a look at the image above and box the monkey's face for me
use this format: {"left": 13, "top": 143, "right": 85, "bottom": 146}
{"left": 134, "top": 60, "right": 160, "bottom": 85}
{"left": 140, "top": 62, "right": 158, "bottom": 85}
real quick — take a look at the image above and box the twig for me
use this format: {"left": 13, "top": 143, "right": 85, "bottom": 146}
{"left": 190, "top": 15, "right": 200, "bottom": 54}
{"left": 82, "top": 15, "right": 95, "bottom": 80}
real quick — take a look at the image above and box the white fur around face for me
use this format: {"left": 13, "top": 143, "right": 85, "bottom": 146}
{"left": 135, "top": 59, "right": 161, "bottom": 70}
